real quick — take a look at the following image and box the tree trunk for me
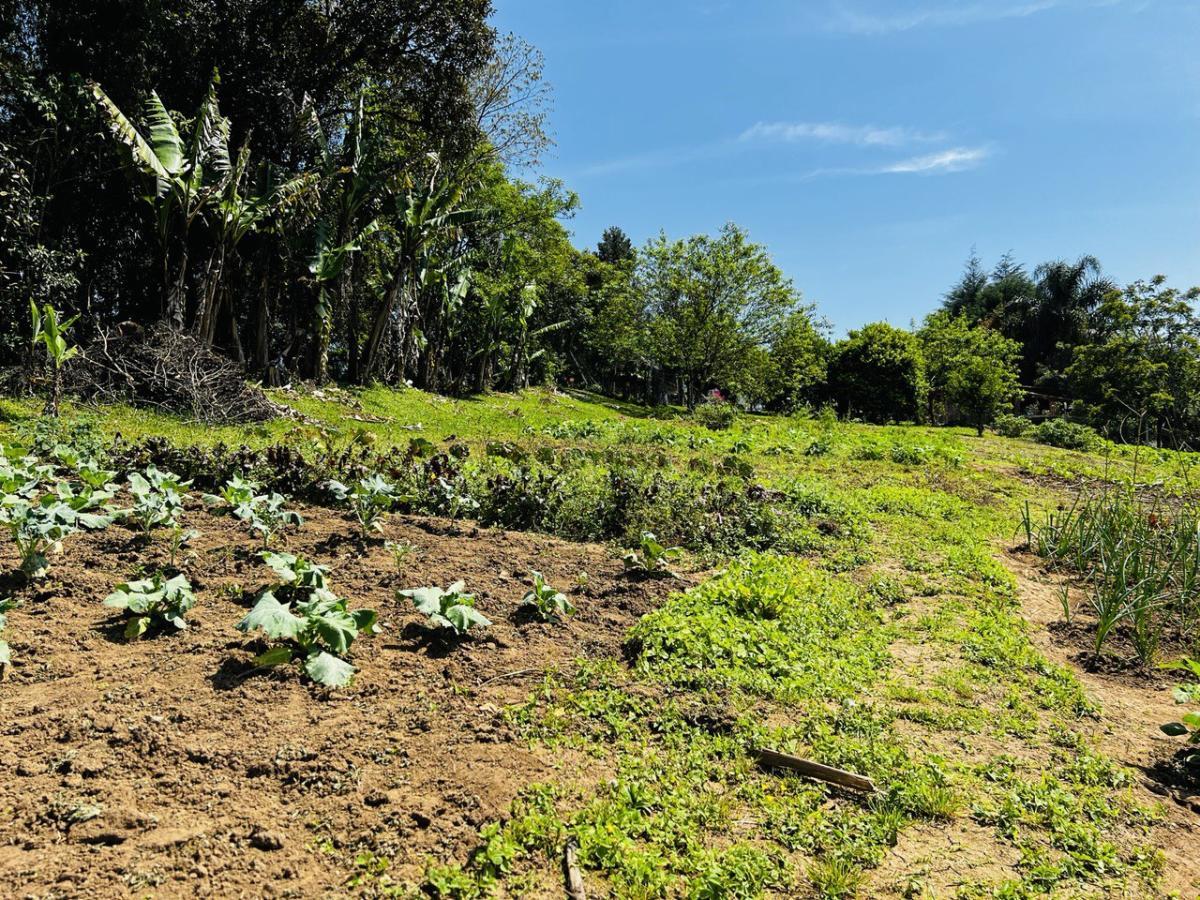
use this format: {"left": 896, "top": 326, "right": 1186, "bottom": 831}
{"left": 165, "top": 240, "right": 188, "bottom": 331}
{"left": 253, "top": 262, "right": 272, "bottom": 374}
{"left": 361, "top": 266, "right": 405, "bottom": 383}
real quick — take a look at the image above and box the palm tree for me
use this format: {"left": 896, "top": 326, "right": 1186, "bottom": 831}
{"left": 1002, "top": 255, "right": 1115, "bottom": 389}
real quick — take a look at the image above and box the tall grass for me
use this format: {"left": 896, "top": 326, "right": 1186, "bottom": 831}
{"left": 1021, "top": 489, "right": 1200, "bottom": 663}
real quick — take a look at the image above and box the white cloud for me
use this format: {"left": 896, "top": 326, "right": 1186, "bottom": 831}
{"left": 876, "top": 146, "right": 990, "bottom": 173}
{"left": 827, "top": 0, "right": 1065, "bottom": 35}
{"left": 740, "top": 121, "right": 945, "bottom": 147}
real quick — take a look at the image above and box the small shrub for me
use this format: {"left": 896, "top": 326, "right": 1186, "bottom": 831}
{"left": 692, "top": 398, "right": 736, "bottom": 431}
{"left": 402, "top": 581, "right": 491, "bottom": 636}
{"left": 521, "top": 571, "right": 574, "bottom": 623}
{"left": 122, "top": 466, "right": 191, "bottom": 535}
{"left": 104, "top": 573, "right": 197, "bottom": 639}
{"left": 993, "top": 413, "right": 1033, "bottom": 438}
{"left": 1031, "top": 418, "right": 1100, "bottom": 451}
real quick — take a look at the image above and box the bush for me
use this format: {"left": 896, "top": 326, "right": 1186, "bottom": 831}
{"left": 993, "top": 413, "right": 1033, "bottom": 438}
{"left": 692, "top": 398, "right": 736, "bottom": 431}
{"left": 1031, "top": 418, "right": 1100, "bottom": 451}
{"left": 828, "top": 322, "right": 926, "bottom": 424}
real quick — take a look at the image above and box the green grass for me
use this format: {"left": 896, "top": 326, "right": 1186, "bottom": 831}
{"left": 2, "top": 388, "right": 1188, "bottom": 897}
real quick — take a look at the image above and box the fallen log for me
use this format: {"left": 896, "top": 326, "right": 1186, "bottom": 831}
{"left": 754, "top": 748, "right": 877, "bottom": 793}
{"left": 563, "top": 841, "right": 586, "bottom": 900}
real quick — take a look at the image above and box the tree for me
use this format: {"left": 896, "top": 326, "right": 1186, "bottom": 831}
{"left": 596, "top": 226, "right": 634, "bottom": 265}
{"left": 1001, "top": 255, "right": 1115, "bottom": 391}
{"left": 1067, "top": 277, "right": 1200, "bottom": 448}
{"left": 943, "top": 324, "right": 1022, "bottom": 436}
{"left": 765, "top": 308, "right": 830, "bottom": 412}
{"left": 638, "top": 223, "right": 796, "bottom": 407}
{"left": 828, "top": 322, "right": 926, "bottom": 423}
{"left": 942, "top": 249, "right": 989, "bottom": 321}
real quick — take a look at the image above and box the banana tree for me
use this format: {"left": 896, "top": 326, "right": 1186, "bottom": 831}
{"left": 361, "top": 158, "right": 481, "bottom": 383}
{"left": 90, "top": 76, "right": 229, "bottom": 330}
{"left": 194, "top": 142, "right": 318, "bottom": 354}
{"left": 296, "top": 88, "right": 394, "bottom": 382}
{"left": 29, "top": 301, "right": 78, "bottom": 416}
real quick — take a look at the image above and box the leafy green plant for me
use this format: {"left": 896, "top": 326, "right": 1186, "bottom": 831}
{"left": 122, "top": 466, "right": 191, "bottom": 536}
{"left": 622, "top": 531, "right": 682, "bottom": 574}
{"left": 1031, "top": 418, "right": 1100, "bottom": 451}
{"left": 204, "top": 476, "right": 301, "bottom": 546}
{"left": 104, "top": 573, "right": 197, "bottom": 640}
{"left": 692, "top": 398, "right": 736, "bottom": 431}
{"left": 237, "top": 551, "right": 378, "bottom": 687}
{"left": 327, "top": 475, "right": 400, "bottom": 536}
{"left": 402, "top": 581, "right": 491, "bottom": 635}
{"left": 521, "top": 570, "right": 574, "bottom": 623}
{"left": 1160, "top": 657, "right": 1200, "bottom": 767}
{"left": 0, "top": 597, "right": 16, "bottom": 670}
{"left": 993, "top": 413, "right": 1033, "bottom": 438}
{"left": 29, "top": 301, "right": 79, "bottom": 416}
{"left": 384, "top": 540, "right": 419, "bottom": 574}
{"left": 0, "top": 493, "right": 114, "bottom": 577}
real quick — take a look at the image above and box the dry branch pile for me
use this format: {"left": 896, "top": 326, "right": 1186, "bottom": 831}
{"left": 66, "top": 324, "right": 289, "bottom": 423}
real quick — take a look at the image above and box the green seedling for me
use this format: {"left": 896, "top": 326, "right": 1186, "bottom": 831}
{"left": 238, "top": 551, "right": 377, "bottom": 687}
{"left": 521, "top": 570, "right": 574, "bottom": 623}
{"left": 401, "top": 581, "right": 490, "bottom": 636}
{"left": 327, "top": 475, "right": 400, "bottom": 536}
{"left": 622, "top": 531, "right": 682, "bottom": 574}
{"left": 104, "top": 573, "right": 197, "bottom": 639}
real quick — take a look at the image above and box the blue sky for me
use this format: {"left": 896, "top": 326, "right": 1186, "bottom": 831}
{"left": 490, "top": 0, "right": 1200, "bottom": 335}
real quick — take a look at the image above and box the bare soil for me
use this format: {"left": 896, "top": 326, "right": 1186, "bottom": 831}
{"left": 0, "top": 501, "right": 692, "bottom": 898}
{"left": 1005, "top": 550, "right": 1200, "bottom": 896}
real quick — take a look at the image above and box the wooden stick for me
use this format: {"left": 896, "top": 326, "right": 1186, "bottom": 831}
{"left": 563, "top": 842, "right": 586, "bottom": 900}
{"left": 754, "top": 748, "right": 877, "bottom": 794}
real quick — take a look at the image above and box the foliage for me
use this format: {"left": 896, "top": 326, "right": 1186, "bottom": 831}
{"left": 1031, "top": 419, "right": 1101, "bottom": 452}
{"left": 402, "top": 581, "right": 491, "bottom": 635}
{"left": 326, "top": 475, "right": 400, "bottom": 536}
{"left": 238, "top": 551, "right": 377, "bottom": 688}
{"left": 994, "top": 413, "right": 1034, "bottom": 438}
{"left": 1160, "top": 658, "right": 1200, "bottom": 767}
{"left": 829, "top": 322, "right": 926, "bottom": 424}
{"left": 521, "top": 570, "right": 574, "bottom": 623}
{"left": 203, "top": 476, "right": 301, "bottom": 546}
{"left": 104, "top": 573, "right": 197, "bottom": 640}
{"left": 0, "top": 489, "right": 114, "bottom": 577}
{"left": 29, "top": 301, "right": 79, "bottom": 415}
{"left": 622, "top": 531, "right": 682, "bottom": 574}
{"left": 122, "top": 466, "right": 191, "bottom": 535}
{"left": 692, "top": 397, "right": 736, "bottom": 430}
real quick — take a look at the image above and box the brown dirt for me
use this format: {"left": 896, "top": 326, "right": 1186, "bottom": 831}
{"left": 1005, "top": 550, "right": 1200, "bottom": 897}
{"left": 0, "top": 500, "right": 693, "bottom": 898}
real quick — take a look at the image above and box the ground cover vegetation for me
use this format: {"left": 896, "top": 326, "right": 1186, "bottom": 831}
{"left": 1, "top": 390, "right": 1198, "bottom": 897}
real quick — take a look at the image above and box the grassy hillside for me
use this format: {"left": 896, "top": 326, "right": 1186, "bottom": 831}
{"left": 0, "top": 388, "right": 1196, "bottom": 898}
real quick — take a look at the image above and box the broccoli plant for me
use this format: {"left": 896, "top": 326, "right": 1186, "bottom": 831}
{"left": 401, "top": 581, "right": 491, "bottom": 636}
{"left": 204, "top": 476, "right": 302, "bottom": 546}
{"left": 121, "top": 466, "right": 191, "bottom": 536}
{"left": 522, "top": 570, "right": 574, "bottom": 623}
{"left": 104, "top": 573, "right": 197, "bottom": 640}
{"left": 237, "top": 551, "right": 378, "bottom": 688}
{"left": 0, "top": 493, "right": 113, "bottom": 577}
{"left": 1161, "top": 657, "right": 1200, "bottom": 768}
{"left": 622, "top": 531, "right": 682, "bottom": 575}
{"left": 326, "top": 475, "right": 400, "bottom": 536}
{"left": 0, "top": 597, "right": 16, "bottom": 670}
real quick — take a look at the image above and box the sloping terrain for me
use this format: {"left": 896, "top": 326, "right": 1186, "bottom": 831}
{"left": 0, "top": 388, "right": 1197, "bottom": 898}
